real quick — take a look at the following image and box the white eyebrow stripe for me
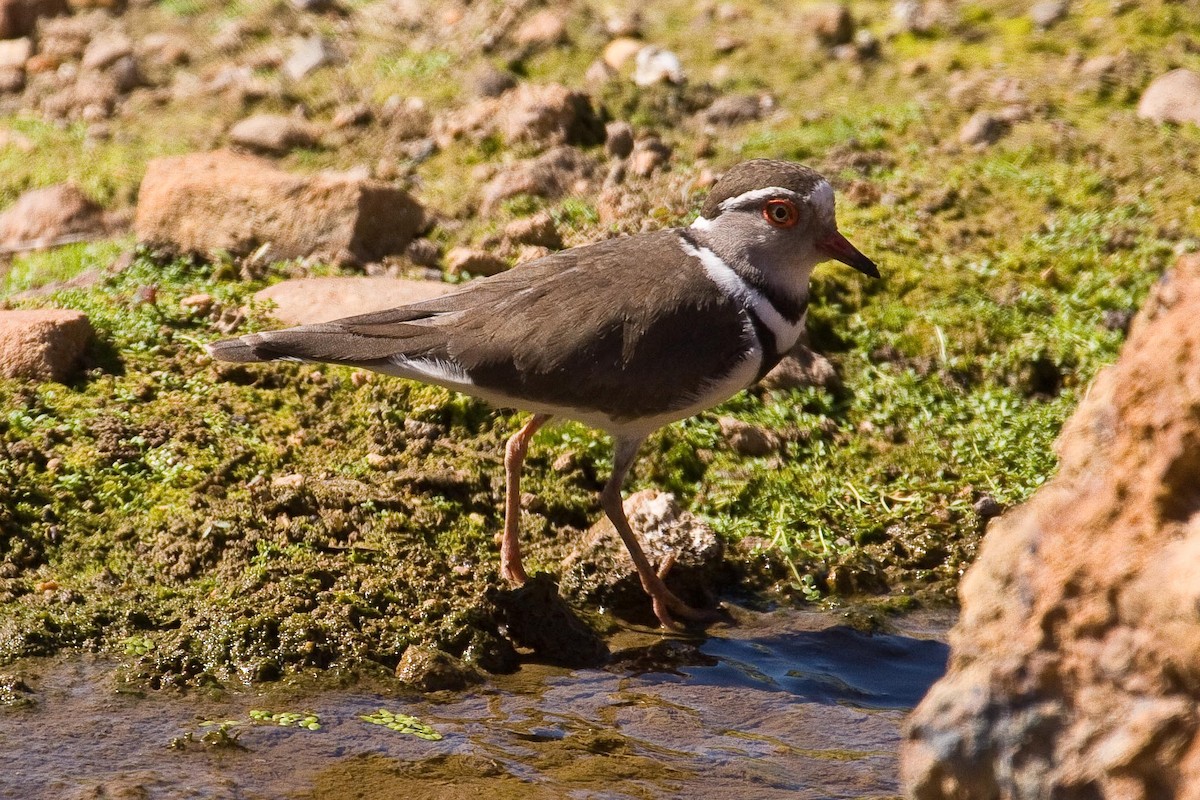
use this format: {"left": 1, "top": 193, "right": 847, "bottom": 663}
{"left": 716, "top": 186, "right": 798, "bottom": 213}
{"left": 676, "top": 234, "right": 806, "bottom": 352}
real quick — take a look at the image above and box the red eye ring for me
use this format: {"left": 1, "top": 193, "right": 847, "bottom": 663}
{"left": 763, "top": 199, "right": 799, "bottom": 228}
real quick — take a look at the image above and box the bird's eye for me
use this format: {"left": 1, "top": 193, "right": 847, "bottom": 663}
{"left": 763, "top": 199, "right": 799, "bottom": 228}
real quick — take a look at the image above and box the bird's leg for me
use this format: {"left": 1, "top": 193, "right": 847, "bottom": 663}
{"left": 601, "top": 437, "right": 719, "bottom": 629}
{"left": 500, "top": 413, "right": 550, "bottom": 584}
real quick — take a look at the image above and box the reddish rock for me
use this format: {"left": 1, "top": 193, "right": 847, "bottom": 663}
{"left": 0, "top": 309, "right": 92, "bottom": 382}
{"left": 903, "top": 254, "right": 1200, "bottom": 799}
{"left": 0, "top": 184, "right": 107, "bottom": 252}
{"left": 513, "top": 9, "right": 567, "bottom": 49}
{"left": 254, "top": 277, "right": 453, "bottom": 325}
{"left": 134, "top": 150, "right": 426, "bottom": 265}
{"left": 0, "top": 0, "right": 67, "bottom": 39}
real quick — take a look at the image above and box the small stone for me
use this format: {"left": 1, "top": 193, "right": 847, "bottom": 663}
{"left": 350, "top": 370, "right": 370, "bottom": 386}
{"left": 402, "top": 238, "right": 439, "bottom": 268}
{"left": 471, "top": 65, "right": 516, "bottom": 98}
{"left": 1030, "top": 0, "right": 1068, "bottom": 29}
{"left": 628, "top": 137, "right": 671, "bottom": 178}
{"left": 604, "top": 120, "right": 634, "bottom": 159}
{"left": 139, "top": 33, "right": 191, "bottom": 68}
{"left": 228, "top": 114, "right": 319, "bottom": 155}
{"left": 1137, "top": 69, "right": 1200, "bottom": 127}
{"left": 81, "top": 33, "right": 132, "bottom": 71}
{"left": 481, "top": 145, "right": 598, "bottom": 214}
{"left": 332, "top": 103, "right": 372, "bottom": 129}
{"left": 0, "top": 38, "right": 32, "bottom": 71}
{"left": 395, "top": 645, "right": 483, "bottom": 692}
{"left": 760, "top": 345, "right": 841, "bottom": 392}
{"left": 958, "top": 111, "right": 1007, "bottom": 147}
{"left": 973, "top": 495, "right": 1003, "bottom": 519}
{"left": 179, "top": 293, "right": 214, "bottom": 315}
{"left": 504, "top": 211, "right": 561, "bottom": 249}
{"left": 633, "top": 46, "right": 685, "bottom": 86}
{"left": 718, "top": 417, "right": 780, "bottom": 457}
{"left": 700, "top": 94, "right": 763, "bottom": 126}
{"left": 445, "top": 247, "right": 507, "bottom": 277}
{"left": 365, "top": 452, "right": 388, "bottom": 469}
{"left": 271, "top": 473, "right": 306, "bottom": 489}
{"left": 603, "top": 37, "right": 643, "bottom": 71}
{"left": 514, "top": 9, "right": 567, "bottom": 49}
{"left": 283, "top": 35, "right": 341, "bottom": 82}
{"left": 604, "top": 11, "right": 641, "bottom": 37}
{"left": 808, "top": 3, "right": 854, "bottom": 46}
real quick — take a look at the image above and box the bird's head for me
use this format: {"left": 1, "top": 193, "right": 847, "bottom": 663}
{"left": 691, "top": 159, "right": 879, "bottom": 280}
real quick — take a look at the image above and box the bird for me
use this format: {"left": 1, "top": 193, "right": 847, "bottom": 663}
{"left": 207, "top": 159, "right": 879, "bottom": 630}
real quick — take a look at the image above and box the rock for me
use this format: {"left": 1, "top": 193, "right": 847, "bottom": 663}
{"left": 404, "top": 238, "right": 440, "bottom": 267}
{"left": 0, "top": 67, "right": 22, "bottom": 93}
{"left": 81, "top": 33, "right": 132, "bottom": 71}
{"left": 718, "top": 416, "right": 780, "bottom": 457}
{"left": 1137, "top": 69, "right": 1200, "bottom": 127}
{"left": 434, "top": 82, "right": 603, "bottom": 152}
{"left": 760, "top": 345, "right": 841, "bottom": 392}
{"left": 228, "top": 114, "right": 319, "bottom": 155}
{"left": 633, "top": 46, "right": 685, "bottom": 86}
{"left": 972, "top": 494, "right": 1002, "bottom": 519}
{"left": 807, "top": 3, "right": 854, "bottom": 46}
{"left": 503, "top": 211, "right": 561, "bottom": 249}
{"left": 40, "top": 73, "right": 120, "bottom": 121}
{"left": 0, "top": 37, "right": 31, "bottom": 71}
{"left": 254, "top": 277, "right": 453, "bottom": 325}
{"left": 381, "top": 95, "right": 431, "bottom": 140}
{"left": 560, "top": 490, "right": 725, "bottom": 623}
{"left": 444, "top": 247, "right": 507, "bottom": 278}
{"left": 331, "top": 103, "right": 371, "bottom": 129}
{"left": 498, "top": 82, "right": 602, "bottom": 150}
{"left": 395, "top": 645, "right": 482, "bottom": 692}
{"left": 179, "top": 293, "right": 214, "bottom": 316}
{"left": 138, "top": 33, "right": 191, "bottom": 68}
{"left": 604, "top": 11, "right": 641, "bottom": 37}
{"left": 135, "top": 150, "right": 426, "bottom": 265}
{"left": 628, "top": 136, "right": 671, "bottom": 178}
{"left": 471, "top": 64, "right": 515, "bottom": 98}
{"left": 700, "top": 94, "right": 764, "bottom": 126}
{"left": 283, "top": 35, "right": 341, "bottom": 81}
{"left": 481, "top": 145, "right": 597, "bottom": 213}
{"left": 0, "top": 309, "right": 92, "bottom": 382}
{"left": 1029, "top": 0, "right": 1068, "bottom": 28}
{"left": 958, "top": 111, "right": 1007, "bottom": 147}
{"left": 490, "top": 574, "right": 609, "bottom": 668}
{"left": 514, "top": 8, "right": 566, "bottom": 49}
{"left": 0, "top": 184, "right": 107, "bottom": 252}
{"left": 604, "top": 120, "right": 634, "bottom": 159}
{"left": 0, "top": 0, "right": 67, "bottom": 39}
{"left": 903, "top": 253, "right": 1200, "bottom": 798}
{"left": 603, "top": 37, "right": 643, "bottom": 71}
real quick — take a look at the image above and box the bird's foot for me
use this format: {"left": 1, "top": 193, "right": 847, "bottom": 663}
{"left": 500, "top": 557, "right": 529, "bottom": 585}
{"left": 646, "top": 555, "right": 729, "bottom": 630}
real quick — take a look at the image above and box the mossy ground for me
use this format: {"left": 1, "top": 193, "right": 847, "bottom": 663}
{"left": 2, "top": 0, "right": 1199, "bottom": 684}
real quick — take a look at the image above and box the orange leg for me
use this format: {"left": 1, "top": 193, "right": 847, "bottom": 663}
{"left": 600, "top": 437, "right": 722, "bottom": 629}
{"left": 500, "top": 413, "right": 550, "bottom": 584}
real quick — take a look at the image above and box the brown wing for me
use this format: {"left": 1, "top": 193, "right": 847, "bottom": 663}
{"left": 214, "top": 230, "right": 754, "bottom": 420}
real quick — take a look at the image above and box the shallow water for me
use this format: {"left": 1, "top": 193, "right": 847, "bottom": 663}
{"left": 0, "top": 607, "right": 950, "bottom": 800}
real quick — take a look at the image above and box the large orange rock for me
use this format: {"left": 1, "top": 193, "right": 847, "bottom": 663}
{"left": 134, "top": 150, "right": 426, "bottom": 266}
{"left": 903, "top": 254, "right": 1200, "bottom": 799}
{"left": 0, "top": 184, "right": 107, "bottom": 252}
{"left": 0, "top": 309, "right": 92, "bottom": 382}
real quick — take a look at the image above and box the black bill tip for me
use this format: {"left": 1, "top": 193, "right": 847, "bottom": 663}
{"left": 817, "top": 231, "right": 880, "bottom": 279}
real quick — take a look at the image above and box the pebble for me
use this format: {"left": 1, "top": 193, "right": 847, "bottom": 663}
{"left": 958, "top": 111, "right": 1007, "bottom": 146}
{"left": 283, "top": 36, "right": 341, "bottom": 81}
{"left": 603, "top": 37, "right": 643, "bottom": 71}
{"left": 633, "top": 46, "right": 685, "bottom": 86}
{"left": 1137, "top": 69, "right": 1200, "bottom": 127}
{"left": 1030, "top": 0, "right": 1068, "bottom": 29}
{"left": 604, "top": 120, "right": 634, "bottom": 159}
